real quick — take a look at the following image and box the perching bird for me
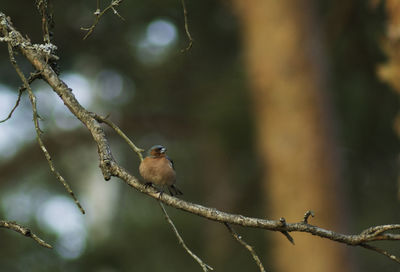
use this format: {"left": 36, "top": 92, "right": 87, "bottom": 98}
{"left": 139, "top": 145, "right": 182, "bottom": 196}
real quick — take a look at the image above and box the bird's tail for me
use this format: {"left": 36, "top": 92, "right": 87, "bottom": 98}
{"left": 168, "top": 184, "right": 183, "bottom": 196}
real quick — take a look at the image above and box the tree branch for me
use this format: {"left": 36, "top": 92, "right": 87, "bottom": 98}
{"left": 1, "top": 11, "right": 400, "bottom": 266}
{"left": 0, "top": 220, "right": 52, "bottom": 248}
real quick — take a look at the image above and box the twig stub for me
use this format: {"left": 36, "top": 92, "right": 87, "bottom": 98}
{"left": 303, "top": 210, "right": 315, "bottom": 224}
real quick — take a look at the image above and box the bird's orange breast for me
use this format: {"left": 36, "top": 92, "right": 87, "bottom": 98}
{"left": 139, "top": 157, "right": 176, "bottom": 186}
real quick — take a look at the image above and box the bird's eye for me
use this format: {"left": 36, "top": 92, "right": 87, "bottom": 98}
{"left": 150, "top": 145, "right": 166, "bottom": 154}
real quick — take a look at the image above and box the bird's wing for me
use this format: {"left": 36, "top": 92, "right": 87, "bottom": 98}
{"left": 166, "top": 155, "right": 174, "bottom": 170}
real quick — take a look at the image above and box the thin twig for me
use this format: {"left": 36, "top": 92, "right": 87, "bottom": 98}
{"left": 159, "top": 202, "right": 213, "bottom": 271}
{"left": 361, "top": 243, "right": 400, "bottom": 263}
{"left": 361, "top": 224, "right": 400, "bottom": 236}
{"left": 0, "top": 72, "right": 41, "bottom": 123}
{"left": 92, "top": 113, "right": 145, "bottom": 162}
{"left": 0, "top": 220, "right": 52, "bottom": 248}
{"left": 25, "top": 88, "right": 86, "bottom": 215}
{"left": 35, "top": 0, "right": 52, "bottom": 43}
{"left": 2, "top": 28, "right": 85, "bottom": 215}
{"left": 0, "top": 88, "right": 23, "bottom": 123}
{"left": 224, "top": 223, "right": 266, "bottom": 272}
{"left": 81, "top": 0, "right": 125, "bottom": 40}
{"left": 180, "top": 0, "right": 193, "bottom": 52}
{"left": 360, "top": 224, "right": 400, "bottom": 242}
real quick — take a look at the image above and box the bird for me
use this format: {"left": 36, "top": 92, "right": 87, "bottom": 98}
{"left": 139, "top": 145, "right": 183, "bottom": 196}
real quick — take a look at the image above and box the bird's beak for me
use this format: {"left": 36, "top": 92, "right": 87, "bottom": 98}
{"left": 160, "top": 147, "right": 166, "bottom": 153}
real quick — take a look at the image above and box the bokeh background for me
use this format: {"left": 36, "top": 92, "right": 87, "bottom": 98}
{"left": 0, "top": 1, "right": 399, "bottom": 271}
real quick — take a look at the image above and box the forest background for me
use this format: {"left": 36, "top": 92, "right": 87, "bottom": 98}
{"left": 0, "top": 1, "right": 399, "bottom": 272}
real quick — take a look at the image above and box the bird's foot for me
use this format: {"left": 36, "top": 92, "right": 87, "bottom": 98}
{"left": 157, "top": 189, "right": 164, "bottom": 200}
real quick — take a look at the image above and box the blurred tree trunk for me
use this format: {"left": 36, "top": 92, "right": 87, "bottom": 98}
{"left": 376, "top": 0, "right": 400, "bottom": 198}
{"left": 232, "top": 1, "right": 354, "bottom": 271}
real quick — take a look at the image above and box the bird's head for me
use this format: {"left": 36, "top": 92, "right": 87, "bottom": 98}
{"left": 148, "top": 145, "right": 167, "bottom": 157}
